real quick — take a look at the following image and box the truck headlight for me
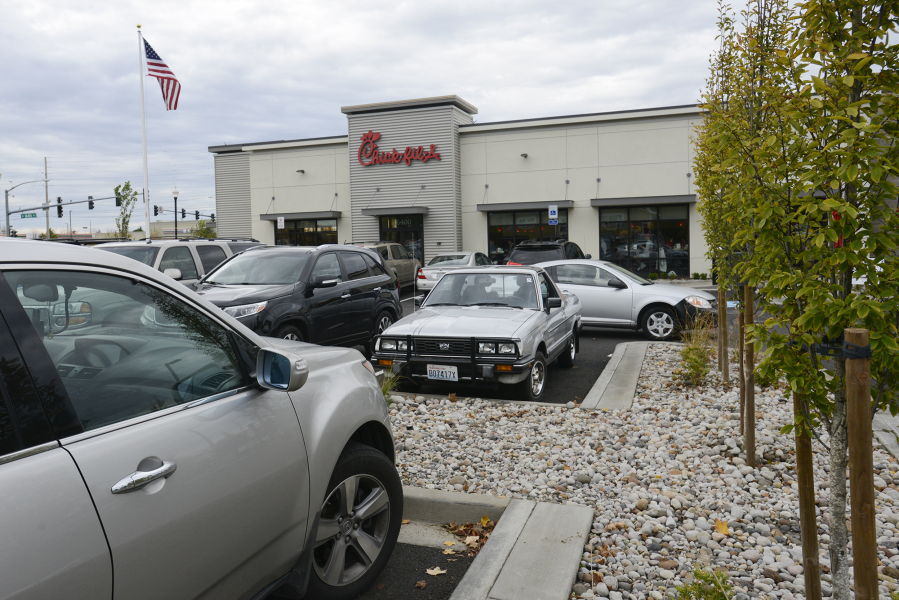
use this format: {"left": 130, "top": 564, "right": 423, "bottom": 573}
{"left": 499, "top": 343, "right": 516, "bottom": 355}
{"left": 685, "top": 296, "right": 713, "bottom": 310}
{"left": 478, "top": 342, "right": 496, "bottom": 354}
{"left": 223, "top": 301, "right": 267, "bottom": 318}
{"left": 381, "top": 339, "right": 397, "bottom": 351}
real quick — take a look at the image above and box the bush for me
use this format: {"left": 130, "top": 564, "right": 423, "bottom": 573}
{"left": 693, "top": 272, "right": 701, "bottom": 280}
{"left": 674, "top": 313, "right": 715, "bottom": 386}
{"left": 648, "top": 273, "right": 659, "bottom": 280}
{"left": 677, "top": 568, "right": 733, "bottom": 600}
{"left": 700, "top": 273, "right": 708, "bottom": 280}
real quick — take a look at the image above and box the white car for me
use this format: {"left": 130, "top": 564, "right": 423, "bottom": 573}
{"left": 537, "top": 259, "right": 716, "bottom": 340}
{"left": 414, "top": 251, "right": 493, "bottom": 293}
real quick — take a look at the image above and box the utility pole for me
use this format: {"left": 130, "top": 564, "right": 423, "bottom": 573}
{"left": 44, "top": 157, "right": 50, "bottom": 239}
{"left": 69, "top": 210, "right": 73, "bottom": 236}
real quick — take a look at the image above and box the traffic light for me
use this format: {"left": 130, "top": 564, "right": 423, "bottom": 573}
{"left": 115, "top": 194, "right": 122, "bottom": 207}
{"left": 56, "top": 197, "right": 63, "bottom": 218}
{"left": 153, "top": 205, "right": 159, "bottom": 216}
{"left": 210, "top": 213, "right": 215, "bottom": 223}
{"left": 181, "top": 208, "right": 186, "bottom": 219}
{"left": 88, "top": 196, "right": 94, "bottom": 210}
{"left": 195, "top": 211, "right": 200, "bottom": 220}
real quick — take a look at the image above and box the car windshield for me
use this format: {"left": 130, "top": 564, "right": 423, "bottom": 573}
{"left": 603, "top": 262, "right": 653, "bottom": 285}
{"left": 206, "top": 252, "right": 310, "bottom": 285}
{"left": 424, "top": 273, "right": 539, "bottom": 309}
{"left": 507, "top": 246, "right": 563, "bottom": 264}
{"left": 100, "top": 246, "right": 160, "bottom": 266}
{"left": 428, "top": 254, "right": 470, "bottom": 266}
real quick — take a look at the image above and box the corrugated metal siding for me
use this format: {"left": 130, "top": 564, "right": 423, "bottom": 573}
{"left": 214, "top": 153, "right": 251, "bottom": 239}
{"left": 348, "top": 106, "right": 471, "bottom": 259}
{"left": 452, "top": 108, "right": 471, "bottom": 250}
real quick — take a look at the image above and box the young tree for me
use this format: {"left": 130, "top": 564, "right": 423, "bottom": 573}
{"left": 191, "top": 219, "right": 215, "bottom": 239}
{"left": 114, "top": 182, "right": 139, "bottom": 240}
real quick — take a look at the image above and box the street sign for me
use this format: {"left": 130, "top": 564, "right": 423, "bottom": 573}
{"left": 277, "top": 216, "right": 285, "bottom": 229}
{"left": 548, "top": 219, "right": 558, "bottom": 226}
{"left": 20, "top": 213, "right": 37, "bottom": 219}
{"left": 548, "top": 204, "right": 558, "bottom": 220}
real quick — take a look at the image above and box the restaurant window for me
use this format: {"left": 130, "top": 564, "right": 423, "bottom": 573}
{"left": 274, "top": 219, "right": 338, "bottom": 246}
{"left": 599, "top": 205, "right": 689, "bottom": 278}
{"left": 487, "top": 209, "right": 568, "bottom": 264}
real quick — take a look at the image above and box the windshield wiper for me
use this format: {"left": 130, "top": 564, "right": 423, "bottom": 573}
{"left": 470, "top": 302, "right": 519, "bottom": 308}
{"left": 424, "top": 302, "right": 458, "bottom": 307}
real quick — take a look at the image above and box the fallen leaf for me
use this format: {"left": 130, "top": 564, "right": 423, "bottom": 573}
{"left": 448, "top": 392, "right": 457, "bottom": 402}
{"left": 480, "top": 515, "right": 490, "bottom": 527}
{"left": 378, "top": 584, "right": 386, "bottom": 590}
{"left": 426, "top": 567, "right": 447, "bottom": 576}
{"left": 443, "top": 548, "right": 456, "bottom": 555}
{"left": 714, "top": 519, "right": 730, "bottom": 536}
{"left": 465, "top": 535, "right": 479, "bottom": 547}
{"left": 415, "top": 580, "right": 427, "bottom": 589}
{"left": 402, "top": 519, "right": 411, "bottom": 525}
{"left": 443, "top": 541, "right": 456, "bottom": 546}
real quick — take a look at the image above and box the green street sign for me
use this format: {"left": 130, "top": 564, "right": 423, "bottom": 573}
{"left": 20, "top": 213, "right": 37, "bottom": 219}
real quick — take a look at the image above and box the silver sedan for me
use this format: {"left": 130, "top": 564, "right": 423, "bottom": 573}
{"left": 537, "top": 259, "right": 716, "bottom": 340}
{"left": 414, "top": 251, "right": 494, "bottom": 293}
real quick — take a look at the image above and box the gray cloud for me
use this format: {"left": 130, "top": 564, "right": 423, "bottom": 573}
{"left": 1, "top": 0, "right": 718, "bottom": 236}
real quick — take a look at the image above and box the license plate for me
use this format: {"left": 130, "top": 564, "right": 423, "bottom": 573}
{"left": 427, "top": 365, "right": 458, "bottom": 382}
{"left": 431, "top": 272, "right": 443, "bottom": 280}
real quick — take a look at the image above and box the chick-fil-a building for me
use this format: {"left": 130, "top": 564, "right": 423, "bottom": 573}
{"left": 209, "top": 96, "right": 708, "bottom": 278}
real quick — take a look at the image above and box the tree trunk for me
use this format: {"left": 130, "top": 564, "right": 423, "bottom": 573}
{"left": 719, "top": 284, "right": 729, "bottom": 382}
{"left": 829, "top": 356, "right": 851, "bottom": 599}
{"left": 738, "top": 302, "right": 745, "bottom": 435}
{"left": 744, "top": 285, "right": 755, "bottom": 466}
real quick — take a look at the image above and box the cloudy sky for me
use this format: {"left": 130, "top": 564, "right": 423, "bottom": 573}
{"left": 1, "top": 0, "right": 719, "bottom": 237}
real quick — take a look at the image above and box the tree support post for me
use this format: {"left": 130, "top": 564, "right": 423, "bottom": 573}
{"left": 719, "top": 283, "right": 729, "bottom": 382}
{"left": 846, "top": 328, "right": 877, "bottom": 600}
{"left": 744, "top": 284, "right": 755, "bottom": 466}
{"left": 738, "top": 298, "right": 745, "bottom": 436}
{"left": 793, "top": 393, "right": 822, "bottom": 600}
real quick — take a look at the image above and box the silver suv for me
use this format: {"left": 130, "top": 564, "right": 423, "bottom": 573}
{"left": 0, "top": 239, "right": 401, "bottom": 600}
{"left": 352, "top": 241, "right": 421, "bottom": 288}
{"left": 98, "top": 238, "right": 264, "bottom": 286}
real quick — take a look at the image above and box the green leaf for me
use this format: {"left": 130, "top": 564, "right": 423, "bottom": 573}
{"left": 847, "top": 164, "right": 858, "bottom": 181}
{"left": 842, "top": 75, "right": 855, "bottom": 87}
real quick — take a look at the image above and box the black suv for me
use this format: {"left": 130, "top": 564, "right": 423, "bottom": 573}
{"left": 195, "top": 245, "right": 402, "bottom": 351}
{"left": 504, "top": 240, "right": 590, "bottom": 265}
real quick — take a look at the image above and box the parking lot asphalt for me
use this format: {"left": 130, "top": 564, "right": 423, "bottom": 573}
{"left": 356, "top": 543, "right": 475, "bottom": 600}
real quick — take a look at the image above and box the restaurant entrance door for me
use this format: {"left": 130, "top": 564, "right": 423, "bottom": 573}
{"left": 379, "top": 215, "right": 424, "bottom": 264}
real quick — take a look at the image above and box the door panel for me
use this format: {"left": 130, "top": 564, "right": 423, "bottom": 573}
{"left": 1, "top": 448, "right": 113, "bottom": 600}
{"left": 307, "top": 253, "right": 351, "bottom": 344}
{"left": 554, "top": 264, "right": 633, "bottom": 325}
{"left": 66, "top": 388, "right": 309, "bottom": 600}
{"left": 339, "top": 252, "right": 379, "bottom": 342}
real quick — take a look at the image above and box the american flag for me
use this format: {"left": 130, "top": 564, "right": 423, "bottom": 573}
{"left": 144, "top": 39, "right": 180, "bottom": 110}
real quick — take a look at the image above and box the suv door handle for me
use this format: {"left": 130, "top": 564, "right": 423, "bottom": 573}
{"left": 373, "top": 287, "right": 382, "bottom": 292}
{"left": 341, "top": 293, "right": 351, "bottom": 299}
{"left": 111, "top": 460, "right": 177, "bottom": 494}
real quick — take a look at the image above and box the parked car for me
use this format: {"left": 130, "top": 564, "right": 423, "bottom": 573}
{"left": 537, "top": 259, "right": 716, "bottom": 340}
{"left": 0, "top": 239, "right": 401, "bottom": 600}
{"left": 504, "top": 240, "right": 590, "bottom": 265}
{"left": 415, "top": 251, "right": 493, "bottom": 294}
{"left": 195, "top": 244, "right": 402, "bottom": 352}
{"left": 98, "top": 238, "right": 264, "bottom": 287}
{"left": 352, "top": 241, "right": 421, "bottom": 288}
{"left": 371, "top": 266, "right": 581, "bottom": 402}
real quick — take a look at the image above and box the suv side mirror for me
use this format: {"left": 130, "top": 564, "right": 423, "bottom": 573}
{"left": 413, "top": 295, "right": 425, "bottom": 309}
{"left": 163, "top": 268, "right": 183, "bottom": 281}
{"left": 546, "top": 297, "right": 563, "bottom": 309}
{"left": 608, "top": 278, "right": 627, "bottom": 289}
{"left": 584, "top": 254, "right": 592, "bottom": 259}
{"left": 312, "top": 275, "right": 339, "bottom": 288}
{"left": 257, "top": 348, "right": 308, "bottom": 392}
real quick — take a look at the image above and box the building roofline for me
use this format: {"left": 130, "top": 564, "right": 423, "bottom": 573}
{"left": 460, "top": 104, "right": 703, "bottom": 133}
{"left": 208, "top": 135, "right": 348, "bottom": 154}
{"left": 341, "top": 95, "right": 478, "bottom": 116}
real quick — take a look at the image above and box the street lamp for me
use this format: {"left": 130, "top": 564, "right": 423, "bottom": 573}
{"left": 4, "top": 178, "right": 49, "bottom": 237}
{"left": 172, "top": 186, "right": 179, "bottom": 239}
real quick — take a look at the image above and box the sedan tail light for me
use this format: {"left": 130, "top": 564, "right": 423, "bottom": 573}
{"left": 417, "top": 268, "right": 426, "bottom": 280}
{"left": 507, "top": 261, "right": 522, "bottom": 266}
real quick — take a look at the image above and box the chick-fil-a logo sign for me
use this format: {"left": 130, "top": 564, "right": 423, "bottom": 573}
{"left": 358, "top": 131, "right": 441, "bottom": 167}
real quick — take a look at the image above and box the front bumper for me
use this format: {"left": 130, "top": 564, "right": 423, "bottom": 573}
{"left": 675, "top": 299, "right": 718, "bottom": 326}
{"left": 371, "top": 352, "right": 533, "bottom": 385}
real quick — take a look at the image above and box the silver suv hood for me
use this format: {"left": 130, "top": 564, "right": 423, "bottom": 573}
{"left": 384, "top": 306, "right": 538, "bottom": 339}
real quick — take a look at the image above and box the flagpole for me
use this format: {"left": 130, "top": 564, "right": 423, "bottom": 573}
{"left": 137, "top": 25, "right": 151, "bottom": 241}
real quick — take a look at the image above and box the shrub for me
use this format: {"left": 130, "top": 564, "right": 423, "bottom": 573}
{"left": 692, "top": 272, "right": 701, "bottom": 280}
{"left": 648, "top": 273, "right": 659, "bottom": 280}
{"left": 676, "top": 568, "right": 733, "bottom": 600}
{"left": 700, "top": 273, "right": 708, "bottom": 280}
{"left": 379, "top": 368, "right": 402, "bottom": 402}
{"left": 674, "top": 313, "right": 715, "bottom": 386}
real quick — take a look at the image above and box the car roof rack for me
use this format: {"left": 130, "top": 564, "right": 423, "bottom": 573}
{"left": 174, "top": 237, "right": 261, "bottom": 242}
{"left": 40, "top": 237, "right": 132, "bottom": 245}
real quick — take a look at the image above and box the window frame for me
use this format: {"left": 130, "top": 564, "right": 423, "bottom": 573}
{"left": 339, "top": 251, "right": 372, "bottom": 281}
{"left": 309, "top": 252, "right": 345, "bottom": 284}
{"left": 195, "top": 244, "right": 229, "bottom": 274}
{"left": 159, "top": 246, "right": 200, "bottom": 280}
{"left": 0, "top": 265, "right": 262, "bottom": 445}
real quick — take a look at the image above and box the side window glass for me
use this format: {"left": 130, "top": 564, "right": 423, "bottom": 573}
{"left": 0, "top": 389, "right": 18, "bottom": 457}
{"left": 310, "top": 253, "right": 343, "bottom": 283}
{"left": 160, "top": 247, "right": 199, "bottom": 280}
{"left": 390, "top": 245, "right": 404, "bottom": 260}
{"left": 597, "top": 268, "right": 614, "bottom": 286}
{"left": 574, "top": 244, "right": 585, "bottom": 259}
{"left": 361, "top": 253, "right": 387, "bottom": 276}
{"left": 378, "top": 246, "right": 389, "bottom": 261}
{"left": 4, "top": 270, "right": 251, "bottom": 432}
{"left": 195, "top": 245, "right": 228, "bottom": 273}
{"left": 538, "top": 273, "right": 549, "bottom": 302}
{"left": 342, "top": 252, "right": 371, "bottom": 281}
{"left": 557, "top": 264, "right": 602, "bottom": 287}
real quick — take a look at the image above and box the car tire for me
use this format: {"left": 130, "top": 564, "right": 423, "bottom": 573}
{"left": 364, "top": 311, "right": 395, "bottom": 357}
{"left": 306, "top": 442, "right": 403, "bottom": 600}
{"left": 514, "top": 351, "right": 547, "bottom": 402}
{"left": 641, "top": 306, "right": 677, "bottom": 341}
{"left": 557, "top": 332, "right": 577, "bottom": 368}
{"left": 274, "top": 324, "right": 304, "bottom": 342}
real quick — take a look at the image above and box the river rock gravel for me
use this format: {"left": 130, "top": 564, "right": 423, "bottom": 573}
{"left": 388, "top": 343, "right": 899, "bottom": 599}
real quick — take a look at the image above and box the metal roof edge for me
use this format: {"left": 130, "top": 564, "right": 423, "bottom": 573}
{"left": 208, "top": 135, "right": 348, "bottom": 154}
{"left": 460, "top": 104, "right": 703, "bottom": 133}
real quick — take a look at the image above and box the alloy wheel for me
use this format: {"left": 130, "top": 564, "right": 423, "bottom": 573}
{"left": 647, "top": 311, "right": 674, "bottom": 339}
{"left": 312, "top": 474, "right": 391, "bottom": 587}
{"left": 568, "top": 338, "right": 576, "bottom": 359}
{"left": 377, "top": 315, "right": 393, "bottom": 335}
{"left": 283, "top": 332, "right": 301, "bottom": 341}
{"left": 530, "top": 360, "right": 545, "bottom": 396}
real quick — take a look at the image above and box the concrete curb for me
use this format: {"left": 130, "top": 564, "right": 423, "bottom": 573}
{"left": 402, "top": 485, "right": 511, "bottom": 524}
{"left": 581, "top": 341, "right": 650, "bottom": 410}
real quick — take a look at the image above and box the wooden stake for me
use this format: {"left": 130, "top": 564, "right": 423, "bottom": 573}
{"left": 738, "top": 299, "right": 745, "bottom": 436}
{"left": 719, "top": 284, "right": 728, "bottom": 383}
{"left": 846, "top": 328, "right": 877, "bottom": 600}
{"left": 744, "top": 284, "right": 755, "bottom": 466}
{"left": 793, "top": 393, "right": 822, "bottom": 600}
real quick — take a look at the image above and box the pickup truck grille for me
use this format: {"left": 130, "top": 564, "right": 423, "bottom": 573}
{"left": 413, "top": 338, "right": 471, "bottom": 356}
